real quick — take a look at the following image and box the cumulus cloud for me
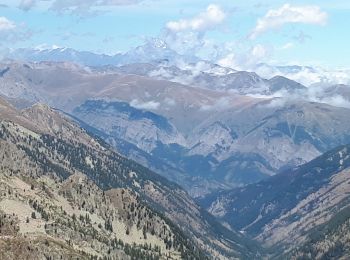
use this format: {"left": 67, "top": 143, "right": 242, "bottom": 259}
{"left": 163, "top": 30, "right": 205, "bottom": 57}
{"left": 50, "top": 0, "right": 144, "bottom": 14}
{"left": 0, "top": 17, "right": 34, "bottom": 49}
{"left": 280, "top": 42, "right": 294, "bottom": 50}
{"left": 250, "top": 4, "right": 328, "bottom": 39}
{"left": 217, "top": 44, "right": 272, "bottom": 71}
{"left": 16, "top": 0, "right": 145, "bottom": 14}
{"left": 257, "top": 88, "right": 350, "bottom": 110}
{"left": 161, "top": 4, "right": 227, "bottom": 58}
{"left": 200, "top": 97, "right": 232, "bottom": 112}
{"left": 0, "top": 16, "right": 32, "bottom": 46}
{"left": 251, "top": 44, "right": 269, "bottom": 60}
{"left": 260, "top": 98, "right": 289, "bottom": 109}
{"left": 255, "top": 64, "right": 350, "bottom": 87}
{"left": 19, "top": 0, "right": 36, "bottom": 11}
{"left": 164, "top": 97, "right": 176, "bottom": 107}
{"left": 0, "top": 17, "right": 16, "bottom": 31}
{"left": 313, "top": 95, "right": 350, "bottom": 109}
{"left": 254, "top": 74, "right": 350, "bottom": 110}
{"left": 130, "top": 99, "right": 160, "bottom": 110}
{"left": 166, "top": 4, "right": 226, "bottom": 32}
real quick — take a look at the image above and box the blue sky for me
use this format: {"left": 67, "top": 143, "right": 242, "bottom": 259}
{"left": 0, "top": 0, "right": 349, "bottom": 68}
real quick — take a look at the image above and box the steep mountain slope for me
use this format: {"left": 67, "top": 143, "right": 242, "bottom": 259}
{"left": 73, "top": 100, "right": 187, "bottom": 153}
{"left": 0, "top": 172, "right": 196, "bottom": 259}
{"left": 268, "top": 76, "right": 306, "bottom": 93}
{"left": 201, "top": 144, "right": 350, "bottom": 257}
{"left": 0, "top": 98, "right": 261, "bottom": 259}
{"left": 322, "top": 84, "right": 350, "bottom": 102}
{"left": 288, "top": 206, "right": 350, "bottom": 259}
{"left": 190, "top": 100, "right": 350, "bottom": 182}
{"left": 73, "top": 97, "right": 350, "bottom": 196}
{"left": 71, "top": 98, "right": 261, "bottom": 196}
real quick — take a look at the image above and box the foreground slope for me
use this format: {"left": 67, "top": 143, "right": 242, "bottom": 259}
{"left": 0, "top": 98, "right": 261, "bottom": 259}
{"left": 201, "top": 144, "right": 350, "bottom": 258}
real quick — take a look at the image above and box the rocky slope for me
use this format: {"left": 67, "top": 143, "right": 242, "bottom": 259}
{"left": 0, "top": 172, "right": 192, "bottom": 259}
{"left": 0, "top": 98, "right": 261, "bottom": 259}
{"left": 73, "top": 100, "right": 187, "bottom": 153}
{"left": 201, "top": 144, "right": 350, "bottom": 258}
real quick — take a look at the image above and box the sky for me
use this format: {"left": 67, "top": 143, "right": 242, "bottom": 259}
{"left": 0, "top": 0, "right": 350, "bottom": 69}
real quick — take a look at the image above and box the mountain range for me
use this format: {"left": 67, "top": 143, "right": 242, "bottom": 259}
{"left": 2, "top": 95, "right": 350, "bottom": 259}
{"left": 6, "top": 44, "right": 350, "bottom": 87}
{"left": 1, "top": 45, "right": 350, "bottom": 259}
{"left": 6, "top": 39, "right": 197, "bottom": 67}
{"left": 1, "top": 60, "right": 350, "bottom": 197}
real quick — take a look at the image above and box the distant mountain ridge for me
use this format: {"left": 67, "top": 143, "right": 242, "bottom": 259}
{"left": 7, "top": 45, "right": 350, "bottom": 87}
{"left": 113, "top": 62, "right": 307, "bottom": 95}
{"left": 6, "top": 39, "right": 198, "bottom": 67}
{"left": 200, "top": 144, "right": 350, "bottom": 258}
{"left": 1, "top": 61, "right": 350, "bottom": 197}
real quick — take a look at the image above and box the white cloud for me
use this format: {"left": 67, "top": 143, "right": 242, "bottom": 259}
{"left": 280, "top": 42, "right": 294, "bottom": 50}
{"left": 166, "top": 4, "right": 226, "bottom": 32}
{"left": 164, "top": 97, "right": 176, "bottom": 106}
{"left": 251, "top": 44, "right": 268, "bottom": 60}
{"left": 161, "top": 5, "right": 227, "bottom": 58}
{"left": 130, "top": 99, "right": 160, "bottom": 110}
{"left": 261, "top": 98, "right": 289, "bottom": 109}
{"left": 163, "top": 30, "right": 204, "bottom": 56}
{"left": 34, "top": 43, "right": 62, "bottom": 51}
{"left": 217, "top": 44, "right": 272, "bottom": 71}
{"left": 200, "top": 97, "right": 232, "bottom": 111}
{"left": 217, "top": 53, "right": 238, "bottom": 69}
{"left": 19, "top": 0, "right": 36, "bottom": 11}
{"left": 17, "top": 0, "right": 145, "bottom": 13}
{"left": 255, "top": 64, "right": 350, "bottom": 87}
{"left": 51, "top": 0, "right": 144, "bottom": 13}
{"left": 314, "top": 95, "right": 350, "bottom": 109}
{"left": 0, "top": 17, "right": 16, "bottom": 31}
{"left": 0, "top": 17, "right": 32, "bottom": 47}
{"left": 250, "top": 4, "right": 328, "bottom": 39}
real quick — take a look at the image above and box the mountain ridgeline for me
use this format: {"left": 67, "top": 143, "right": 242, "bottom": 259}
{"left": 1, "top": 53, "right": 350, "bottom": 259}
{"left": 200, "top": 144, "right": 350, "bottom": 259}
{"left": 1, "top": 60, "right": 350, "bottom": 197}
{"left": 0, "top": 98, "right": 261, "bottom": 259}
